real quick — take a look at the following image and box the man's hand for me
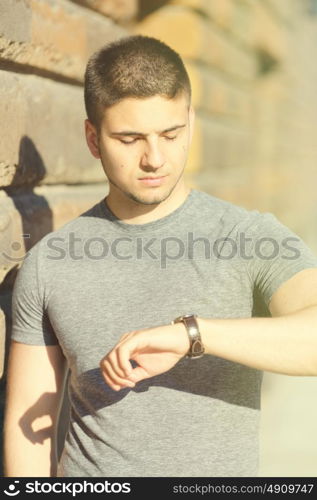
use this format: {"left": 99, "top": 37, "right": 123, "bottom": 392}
{"left": 100, "top": 323, "right": 190, "bottom": 391}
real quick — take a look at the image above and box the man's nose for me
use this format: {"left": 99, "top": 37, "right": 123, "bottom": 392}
{"left": 141, "top": 141, "right": 165, "bottom": 170}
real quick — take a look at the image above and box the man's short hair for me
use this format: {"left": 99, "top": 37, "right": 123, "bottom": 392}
{"left": 84, "top": 35, "right": 191, "bottom": 129}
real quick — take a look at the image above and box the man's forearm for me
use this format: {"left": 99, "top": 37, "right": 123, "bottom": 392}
{"left": 3, "top": 342, "right": 67, "bottom": 477}
{"left": 101, "top": 304, "right": 317, "bottom": 390}
{"left": 4, "top": 415, "right": 57, "bottom": 477}
{"left": 198, "top": 305, "right": 317, "bottom": 376}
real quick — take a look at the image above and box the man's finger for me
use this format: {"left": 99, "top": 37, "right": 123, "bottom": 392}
{"left": 102, "top": 372, "right": 121, "bottom": 392}
{"left": 108, "top": 349, "right": 130, "bottom": 379}
{"left": 117, "top": 344, "right": 133, "bottom": 376}
{"left": 100, "top": 358, "right": 135, "bottom": 390}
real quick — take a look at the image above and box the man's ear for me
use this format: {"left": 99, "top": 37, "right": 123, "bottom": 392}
{"left": 188, "top": 105, "right": 195, "bottom": 144}
{"left": 85, "top": 119, "right": 100, "bottom": 159}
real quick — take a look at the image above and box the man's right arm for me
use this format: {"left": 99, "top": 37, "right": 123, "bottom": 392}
{"left": 3, "top": 340, "right": 67, "bottom": 477}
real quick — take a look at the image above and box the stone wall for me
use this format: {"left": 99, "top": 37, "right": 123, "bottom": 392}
{"left": 0, "top": 0, "right": 137, "bottom": 378}
{"left": 1, "top": 0, "right": 317, "bottom": 476}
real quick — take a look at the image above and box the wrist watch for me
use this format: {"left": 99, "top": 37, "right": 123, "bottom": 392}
{"left": 172, "top": 314, "right": 205, "bottom": 359}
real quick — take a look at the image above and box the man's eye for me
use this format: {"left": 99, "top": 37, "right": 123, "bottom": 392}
{"left": 164, "top": 135, "right": 177, "bottom": 141}
{"left": 119, "top": 138, "right": 138, "bottom": 145}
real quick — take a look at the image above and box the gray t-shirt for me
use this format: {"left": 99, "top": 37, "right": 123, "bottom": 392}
{"left": 11, "top": 189, "right": 317, "bottom": 477}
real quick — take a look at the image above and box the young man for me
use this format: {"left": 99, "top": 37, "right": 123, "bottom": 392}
{"left": 4, "top": 35, "right": 317, "bottom": 477}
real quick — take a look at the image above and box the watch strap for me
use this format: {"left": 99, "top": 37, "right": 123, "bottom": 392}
{"left": 172, "top": 314, "right": 205, "bottom": 358}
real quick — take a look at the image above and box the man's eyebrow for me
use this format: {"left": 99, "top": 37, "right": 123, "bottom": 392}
{"left": 110, "top": 124, "right": 186, "bottom": 136}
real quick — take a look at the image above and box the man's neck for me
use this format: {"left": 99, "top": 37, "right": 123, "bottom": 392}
{"left": 105, "top": 183, "right": 191, "bottom": 225}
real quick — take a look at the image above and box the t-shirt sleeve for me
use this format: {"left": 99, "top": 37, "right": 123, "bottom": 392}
{"left": 11, "top": 240, "right": 58, "bottom": 346}
{"left": 243, "top": 212, "right": 317, "bottom": 308}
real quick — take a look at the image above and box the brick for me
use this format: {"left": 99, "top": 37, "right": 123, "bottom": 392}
{"left": 170, "top": 0, "right": 253, "bottom": 44}
{"left": 0, "top": 71, "right": 105, "bottom": 188}
{"left": 0, "top": 309, "right": 4, "bottom": 378}
{"left": 186, "top": 113, "right": 253, "bottom": 176}
{"left": 134, "top": 5, "right": 256, "bottom": 82}
{"left": 187, "top": 104, "right": 254, "bottom": 181}
{"left": 249, "top": 1, "right": 287, "bottom": 60}
{"left": 72, "top": 0, "right": 138, "bottom": 23}
{"left": 185, "top": 61, "right": 251, "bottom": 120}
{"left": 171, "top": 0, "right": 234, "bottom": 28}
{"left": 265, "top": 0, "right": 301, "bottom": 22}
{"left": 201, "top": 116, "right": 252, "bottom": 169}
{"left": 0, "top": 0, "right": 32, "bottom": 42}
{"left": 230, "top": 0, "right": 253, "bottom": 45}
{"left": 0, "top": 0, "right": 127, "bottom": 83}
{"left": 0, "top": 184, "right": 107, "bottom": 284}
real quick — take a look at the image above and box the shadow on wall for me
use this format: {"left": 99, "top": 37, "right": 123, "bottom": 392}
{"left": 0, "top": 136, "right": 55, "bottom": 474}
{"left": 1, "top": 135, "right": 53, "bottom": 371}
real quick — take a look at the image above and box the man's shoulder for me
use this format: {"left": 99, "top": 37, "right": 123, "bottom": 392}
{"left": 27, "top": 200, "right": 104, "bottom": 258}
{"left": 191, "top": 189, "right": 260, "bottom": 226}
{"left": 58, "top": 200, "right": 104, "bottom": 233}
{"left": 43, "top": 199, "right": 104, "bottom": 239}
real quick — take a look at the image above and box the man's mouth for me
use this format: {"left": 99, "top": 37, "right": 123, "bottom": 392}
{"left": 138, "top": 175, "right": 168, "bottom": 186}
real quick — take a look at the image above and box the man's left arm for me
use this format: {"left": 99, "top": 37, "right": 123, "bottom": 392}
{"left": 197, "top": 267, "right": 317, "bottom": 376}
{"left": 100, "top": 268, "right": 317, "bottom": 390}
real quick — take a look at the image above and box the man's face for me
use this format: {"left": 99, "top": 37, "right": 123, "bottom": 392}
{"left": 85, "top": 93, "right": 194, "bottom": 206}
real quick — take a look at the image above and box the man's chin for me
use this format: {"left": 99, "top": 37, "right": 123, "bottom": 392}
{"left": 128, "top": 194, "right": 167, "bottom": 206}
{"left": 128, "top": 187, "right": 174, "bottom": 206}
